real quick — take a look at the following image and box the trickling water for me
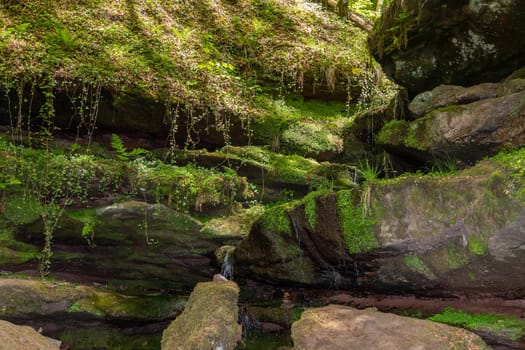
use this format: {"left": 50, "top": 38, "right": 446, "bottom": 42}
{"left": 290, "top": 214, "right": 301, "bottom": 247}
{"left": 353, "top": 261, "right": 362, "bottom": 287}
{"left": 239, "top": 308, "right": 261, "bottom": 337}
{"left": 322, "top": 266, "right": 342, "bottom": 289}
{"left": 221, "top": 251, "right": 233, "bottom": 280}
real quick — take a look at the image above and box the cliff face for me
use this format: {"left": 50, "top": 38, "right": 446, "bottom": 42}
{"left": 369, "top": 0, "right": 525, "bottom": 98}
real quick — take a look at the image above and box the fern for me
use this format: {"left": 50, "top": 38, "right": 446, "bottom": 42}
{"left": 111, "top": 134, "right": 128, "bottom": 161}
{"left": 111, "top": 134, "right": 147, "bottom": 161}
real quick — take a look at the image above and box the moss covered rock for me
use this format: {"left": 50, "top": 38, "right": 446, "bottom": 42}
{"left": 16, "top": 201, "right": 233, "bottom": 293}
{"left": 0, "top": 277, "right": 183, "bottom": 322}
{"left": 161, "top": 281, "right": 241, "bottom": 350}
{"left": 234, "top": 190, "right": 368, "bottom": 287}
{"left": 291, "top": 305, "right": 490, "bottom": 350}
{"left": 376, "top": 90, "right": 525, "bottom": 162}
{"left": 170, "top": 146, "right": 356, "bottom": 193}
{"left": 235, "top": 150, "right": 525, "bottom": 297}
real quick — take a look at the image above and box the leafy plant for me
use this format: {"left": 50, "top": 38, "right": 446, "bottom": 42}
{"left": 356, "top": 158, "right": 382, "bottom": 183}
{"left": 111, "top": 134, "right": 148, "bottom": 161}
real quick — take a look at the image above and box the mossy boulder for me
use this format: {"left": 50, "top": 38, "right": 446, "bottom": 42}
{"left": 15, "top": 201, "right": 232, "bottom": 293}
{"left": 408, "top": 76, "right": 525, "bottom": 118}
{"left": 161, "top": 281, "right": 241, "bottom": 350}
{"left": 291, "top": 305, "right": 490, "bottom": 350}
{"left": 376, "top": 90, "right": 525, "bottom": 162}
{"left": 235, "top": 152, "right": 525, "bottom": 297}
{"left": 369, "top": 0, "right": 525, "bottom": 97}
{"left": 0, "top": 278, "right": 183, "bottom": 322}
{"left": 0, "top": 320, "right": 60, "bottom": 350}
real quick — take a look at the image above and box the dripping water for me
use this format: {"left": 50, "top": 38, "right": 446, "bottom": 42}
{"left": 353, "top": 260, "right": 362, "bottom": 287}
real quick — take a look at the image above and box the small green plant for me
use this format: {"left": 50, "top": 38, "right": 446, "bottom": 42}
{"left": 356, "top": 158, "right": 382, "bottom": 183}
{"left": 428, "top": 155, "right": 458, "bottom": 175}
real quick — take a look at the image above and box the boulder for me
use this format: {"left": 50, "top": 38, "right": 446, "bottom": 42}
{"left": 0, "top": 320, "right": 60, "bottom": 350}
{"left": 235, "top": 154, "right": 525, "bottom": 298}
{"left": 408, "top": 78, "right": 525, "bottom": 118}
{"left": 291, "top": 305, "right": 490, "bottom": 350}
{"left": 369, "top": 0, "right": 525, "bottom": 97}
{"left": 0, "top": 278, "right": 183, "bottom": 321}
{"left": 161, "top": 281, "right": 241, "bottom": 350}
{"left": 376, "top": 90, "right": 525, "bottom": 162}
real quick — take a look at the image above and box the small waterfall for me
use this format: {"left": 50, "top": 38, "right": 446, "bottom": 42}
{"left": 290, "top": 214, "right": 301, "bottom": 248}
{"left": 221, "top": 251, "right": 233, "bottom": 280}
{"left": 239, "top": 308, "right": 261, "bottom": 337}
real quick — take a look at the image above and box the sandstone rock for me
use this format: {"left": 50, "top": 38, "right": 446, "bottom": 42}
{"left": 0, "top": 320, "right": 60, "bottom": 350}
{"left": 161, "top": 281, "right": 241, "bottom": 350}
{"left": 369, "top": 0, "right": 525, "bottom": 97}
{"left": 377, "top": 90, "right": 525, "bottom": 162}
{"left": 291, "top": 305, "right": 490, "bottom": 350}
{"left": 409, "top": 78, "right": 525, "bottom": 118}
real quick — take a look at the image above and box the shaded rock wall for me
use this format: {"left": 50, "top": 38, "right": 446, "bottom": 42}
{"left": 369, "top": 0, "right": 525, "bottom": 98}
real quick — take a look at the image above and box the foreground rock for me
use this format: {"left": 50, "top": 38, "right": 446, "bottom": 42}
{"left": 0, "top": 320, "right": 60, "bottom": 350}
{"left": 235, "top": 152, "right": 525, "bottom": 298}
{"left": 291, "top": 305, "right": 490, "bottom": 350}
{"left": 369, "top": 0, "right": 525, "bottom": 97}
{"left": 161, "top": 281, "right": 241, "bottom": 350}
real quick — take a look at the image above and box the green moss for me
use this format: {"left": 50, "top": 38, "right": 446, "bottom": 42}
{"left": 259, "top": 203, "right": 293, "bottom": 235}
{"left": 303, "top": 192, "right": 318, "bottom": 230}
{"left": 0, "top": 246, "right": 36, "bottom": 265}
{"left": 336, "top": 190, "right": 378, "bottom": 254}
{"left": 429, "top": 308, "right": 525, "bottom": 341}
{"left": 446, "top": 244, "right": 469, "bottom": 269}
{"left": 59, "top": 327, "right": 161, "bottom": 350}
{"left": 376, "top": 119, "right": 408, "bottom": 146}
{"left": 403, "top": 255, "right": 436, "bottom": 280}
{"left": 0, "top": 0, "right": 381, "bottom": 126}
{"left": 491, "top": 146, "right": 525, "bottom": 202}
{"left": 68, "top": 292, "right": 182, "bottom": 320}
{"left": 468, "top": 236, "right": 487, "bottom": 256}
